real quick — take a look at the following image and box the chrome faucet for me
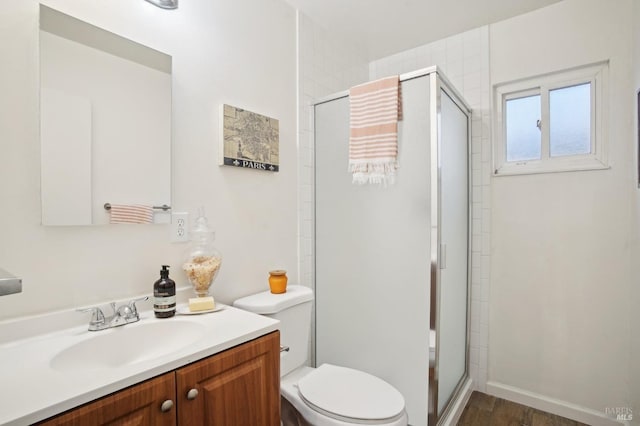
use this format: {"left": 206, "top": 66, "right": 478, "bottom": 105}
{"left": 78, "top": 297, "right": 149, "bottom": 331}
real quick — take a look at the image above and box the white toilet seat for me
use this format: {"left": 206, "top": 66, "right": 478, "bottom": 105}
{"left": 281, "top": 365, "right": 408, "bottom": 426}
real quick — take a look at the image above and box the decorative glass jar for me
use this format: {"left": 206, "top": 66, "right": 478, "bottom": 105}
{"left": 183, "top": 209, "right": 222, "bottom": 297}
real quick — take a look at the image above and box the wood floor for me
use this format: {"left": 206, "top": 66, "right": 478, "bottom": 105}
{"left": 457, "top": 392, "right": 589, "bottom": 426}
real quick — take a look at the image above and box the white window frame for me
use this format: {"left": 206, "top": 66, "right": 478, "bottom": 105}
{"left": 493, "top": 61, "right": 609, "bottom": 176}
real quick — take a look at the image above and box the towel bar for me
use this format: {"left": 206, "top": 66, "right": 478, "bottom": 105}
{"left": 103, "top": 203, "right": 171, "bottom": 211}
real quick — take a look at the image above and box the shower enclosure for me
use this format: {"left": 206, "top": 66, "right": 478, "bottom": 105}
{"left": 313, "top": 67, "right": 471, "bottom": 425}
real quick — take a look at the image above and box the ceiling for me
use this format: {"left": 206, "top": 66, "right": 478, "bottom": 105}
{"left": 283, "top": 0, "right": 563, "bottom": 60}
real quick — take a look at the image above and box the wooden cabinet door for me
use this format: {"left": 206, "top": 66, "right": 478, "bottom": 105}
{"left": 38, "top": 373, "right": 176, "bottom": 426}
{"left": 176, "top": 331, "right": 280, "bottom": 426}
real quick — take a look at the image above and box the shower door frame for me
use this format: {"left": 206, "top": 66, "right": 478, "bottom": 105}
{"left": 311, "top": 66, "right": 472, "bottom": 425}
{"left": 428, "top": 71, "right": 472, "bottom": 425}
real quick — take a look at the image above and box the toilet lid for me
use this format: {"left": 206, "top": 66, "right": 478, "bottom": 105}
{"left": 297, "top": 364, "right": 405, "bottom": 422}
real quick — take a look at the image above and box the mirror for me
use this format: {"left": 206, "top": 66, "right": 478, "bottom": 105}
{"left": 39, "top": 5, "right": 172, "bottom": 226}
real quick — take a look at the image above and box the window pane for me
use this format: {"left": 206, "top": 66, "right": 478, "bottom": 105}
{"left": 506, "top": 95, "right": 541, "bottom": 162}
{"left": 550, "top": 83, "right": 591, "bottom": 157}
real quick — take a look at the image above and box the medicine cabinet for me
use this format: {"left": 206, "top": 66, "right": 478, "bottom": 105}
{"left": 39, "top": 5, "right": 172, "bottom": 226}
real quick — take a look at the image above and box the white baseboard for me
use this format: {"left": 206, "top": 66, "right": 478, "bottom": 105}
{"left": 440, "top": 377, "right": 474, "bottom": 426}
{"left": 486, "top": 381, "right": 628, "bottom": 426}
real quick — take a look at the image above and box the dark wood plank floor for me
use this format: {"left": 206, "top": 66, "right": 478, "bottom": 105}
{"left": 458, "top": 391, "right": 589, "bottom": 426}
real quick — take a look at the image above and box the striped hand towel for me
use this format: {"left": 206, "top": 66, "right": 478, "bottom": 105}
{"left": 349, "top": 75, "right": 401, "bottom": 185}
{"left": 109, "top": 204, "right": 154, "bottom": 224}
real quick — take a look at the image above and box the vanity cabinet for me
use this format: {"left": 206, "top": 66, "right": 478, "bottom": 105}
{"left": 37, "top": 373, "right": 176, "bottom": 425}
{"left": 176, "top": 330, "right": 280, "bottom": 425}
{"left": 38, "top": 331, "right": 280, "bottom": 426}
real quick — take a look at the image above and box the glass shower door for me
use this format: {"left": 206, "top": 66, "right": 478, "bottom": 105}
{"left": 435, "top": 88, "right": 470, "bottom": 417}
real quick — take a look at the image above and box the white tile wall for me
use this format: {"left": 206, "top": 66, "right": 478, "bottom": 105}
{"left": 298, "top": 16, "right": 492, "bottom": 392}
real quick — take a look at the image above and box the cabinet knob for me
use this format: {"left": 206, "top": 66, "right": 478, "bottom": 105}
{"left": 187, "top": 388, "right": 199, "bottom": 400}
{"left": 160, "top": 399, "right": 174, "bottom": 413}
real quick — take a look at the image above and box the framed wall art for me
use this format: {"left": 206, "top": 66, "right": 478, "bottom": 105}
{"left": 220, "top": 104, "right": 279, "bottom": 172}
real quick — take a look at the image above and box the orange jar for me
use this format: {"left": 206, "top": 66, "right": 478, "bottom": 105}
{"left": 268, "top": 270, "right": 288, "bottom": 294}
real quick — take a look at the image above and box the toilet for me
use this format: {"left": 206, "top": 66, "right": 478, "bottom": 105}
{"left": 233, "top": 285, "right": 408, "bottom": 426}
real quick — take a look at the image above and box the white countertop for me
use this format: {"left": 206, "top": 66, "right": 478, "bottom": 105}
{"left": 0, "top": 303, "right": 279, "bottom": 425}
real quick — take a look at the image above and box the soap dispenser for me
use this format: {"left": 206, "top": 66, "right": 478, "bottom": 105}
{"left": 154, "top": 265, "right": 176, "bottom": 318}
{"left": 183, "top": 208, "right": 222, "bottom": 298}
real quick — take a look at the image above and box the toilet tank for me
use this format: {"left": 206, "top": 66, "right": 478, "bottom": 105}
{"left": 233, "top": 285, "right": 314, "bottom": 377}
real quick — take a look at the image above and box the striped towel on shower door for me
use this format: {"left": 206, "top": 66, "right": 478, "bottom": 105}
{"left": 349, "top": 75, "right": 401, "bottom": 185}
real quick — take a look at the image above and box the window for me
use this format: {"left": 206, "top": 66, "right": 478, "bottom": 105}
{"left": 493, "top": 62, "right": 608, "bottom": 175}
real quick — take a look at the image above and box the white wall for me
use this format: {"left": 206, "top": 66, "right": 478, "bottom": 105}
{"left": 0, "top": 0, "right": 297, "bottom": 319}
{"left": 488, "top": 0, "right": 636, "bottom": 422}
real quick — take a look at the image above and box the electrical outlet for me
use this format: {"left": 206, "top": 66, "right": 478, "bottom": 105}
{"left": 171, "top": 212, "right": 189, "bottom": 242}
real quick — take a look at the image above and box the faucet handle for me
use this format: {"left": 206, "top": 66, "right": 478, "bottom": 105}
{"left": 77, "top": 306, "right": 105, "bottom": 327}
{"left": 116, "top": 304, "right": 134, "bottom": 319}
{"left": 127, "top": 296, "right": 149, "bottom": 317}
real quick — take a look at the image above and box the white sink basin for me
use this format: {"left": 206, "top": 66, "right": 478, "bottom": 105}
{"left": 50, "top": 320, "right": 206, "bottom": 372}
